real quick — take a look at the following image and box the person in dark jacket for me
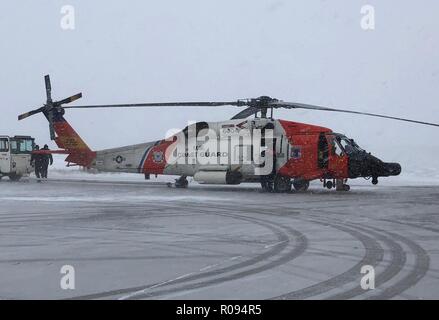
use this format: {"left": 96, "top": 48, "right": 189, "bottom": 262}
{"left": 41, "top": 144, "right": 53, "bottom": 179}
{"left": 30, "top": 145, "right": 43, "bottom": 179}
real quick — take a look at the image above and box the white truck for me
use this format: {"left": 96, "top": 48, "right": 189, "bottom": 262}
{"left": 0, "top": 135, "right": 35, "bottom": 181}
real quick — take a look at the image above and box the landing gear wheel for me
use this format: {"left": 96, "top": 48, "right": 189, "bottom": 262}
{"left": 174, "top": 176, "right": 189, "bottom": 188}
{"left": 8, "top": 174, "right": 22, "bottom": 181}
{"left": 274, "top": 175, "right": 292, "bottom": 193}
{"left": 335, "top": 179, "right": 350, "bottom": 191}
{"left": 260, "top": 179, "right": 274, "bottom": 192}
{"left": 293, "top": 179, "right": 309, "bottom": 192}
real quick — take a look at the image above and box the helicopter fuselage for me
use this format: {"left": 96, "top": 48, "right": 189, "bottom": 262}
{"left": 89, "top": 118, "right": 401, "bottom": 189}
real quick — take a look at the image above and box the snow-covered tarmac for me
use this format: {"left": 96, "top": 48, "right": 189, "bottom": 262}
{"left": 1, "top": 173, "right": 439, "bottom": 299}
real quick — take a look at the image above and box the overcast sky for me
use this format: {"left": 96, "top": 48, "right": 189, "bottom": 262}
{"left": 1, "top": 1, "right": 438, "bottom": 175}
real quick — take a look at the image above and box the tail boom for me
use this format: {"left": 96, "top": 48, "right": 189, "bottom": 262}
{"left": 50, "top": 114, "right": 96, "bottom": 168}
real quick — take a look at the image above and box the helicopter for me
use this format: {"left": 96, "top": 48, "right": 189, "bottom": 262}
{"left": 18, "top": 75, "right": 439, "bottom": 192}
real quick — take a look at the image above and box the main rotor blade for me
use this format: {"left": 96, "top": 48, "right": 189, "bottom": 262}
{"left": 272, "top": 101, "right": 439, "bottom": 127}
{"left": 18, "top": 107, "right": 44, "bottom": 121}
{"left": 47, "top": 109, "right": 56, "bottom": 140}
{"left": 56, "top": 93, "right": 83, "bottom": 105}
{"left": 64, "top": 101, "right": 242, "bottom": 109}
{"left": 44, "top": 75, "right": 52, "bottom": 102}
{"left": 49, "top": 122, "right": 56, "bottom": 140}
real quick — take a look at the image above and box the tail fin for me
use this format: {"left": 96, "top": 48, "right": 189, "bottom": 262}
{"left": 46, "top": 109, "right": 96, "bottom": 168}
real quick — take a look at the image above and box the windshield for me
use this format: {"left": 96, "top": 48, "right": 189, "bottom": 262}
{"left": 327, "top": 134, "right": 364, "bottom": 155}
{"left": 10, "top": 138, "right": 34, "bottom": 154}
{"left": 335, "top": 135, "right": 364, "bottom": 154}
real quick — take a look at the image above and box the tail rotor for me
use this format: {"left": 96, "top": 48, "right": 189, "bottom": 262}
{"left": 18, "top": 75, "right": 82, "bottom": 140}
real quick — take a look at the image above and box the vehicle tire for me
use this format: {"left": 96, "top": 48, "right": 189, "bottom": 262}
{"left": 175, "top": 176, "right": 188, "bottom": 188}
{"left": 260, "top": 176, "right": 274, "bottom": 192}
{"left": 293, "top": 178, "right": 309, "bottom": 191}
{"left": 8, "top": 174, "right": 22, "bottom": 181}
{"left": 274, "top": 175, "right": 292, "bottom": 193}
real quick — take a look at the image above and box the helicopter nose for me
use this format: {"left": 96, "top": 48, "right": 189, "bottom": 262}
{"left": 382, "top": 162, "right": 402, "bottom": 176}
{"left": 348, "top": 153, "right": 402, "bottom": 179}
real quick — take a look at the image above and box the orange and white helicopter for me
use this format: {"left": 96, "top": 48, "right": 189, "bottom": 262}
{"left": 18, "top": 75, "right": 439, "bottom": 192}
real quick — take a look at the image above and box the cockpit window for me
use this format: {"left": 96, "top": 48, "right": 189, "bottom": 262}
{"left": 335, "top": 135, "right": 364, "bottom": 155}
{"left": 327, "top": 134, "right": 364, "bottom": 156}
{"left": 333, "top": 139, "right": 344, "bottom": 156}
{"left": 338, "top": 138, "right": 353, "bottom": 154}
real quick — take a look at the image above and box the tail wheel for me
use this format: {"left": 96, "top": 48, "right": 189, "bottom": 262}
{"left": 274, "top": 175, "right": 292, "bottom": 193}
{"left": 8, "top": 174, "right": 22, "bottom": 181}
{"left": 293, "top": 179, "right": 309, "bottom": 191}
